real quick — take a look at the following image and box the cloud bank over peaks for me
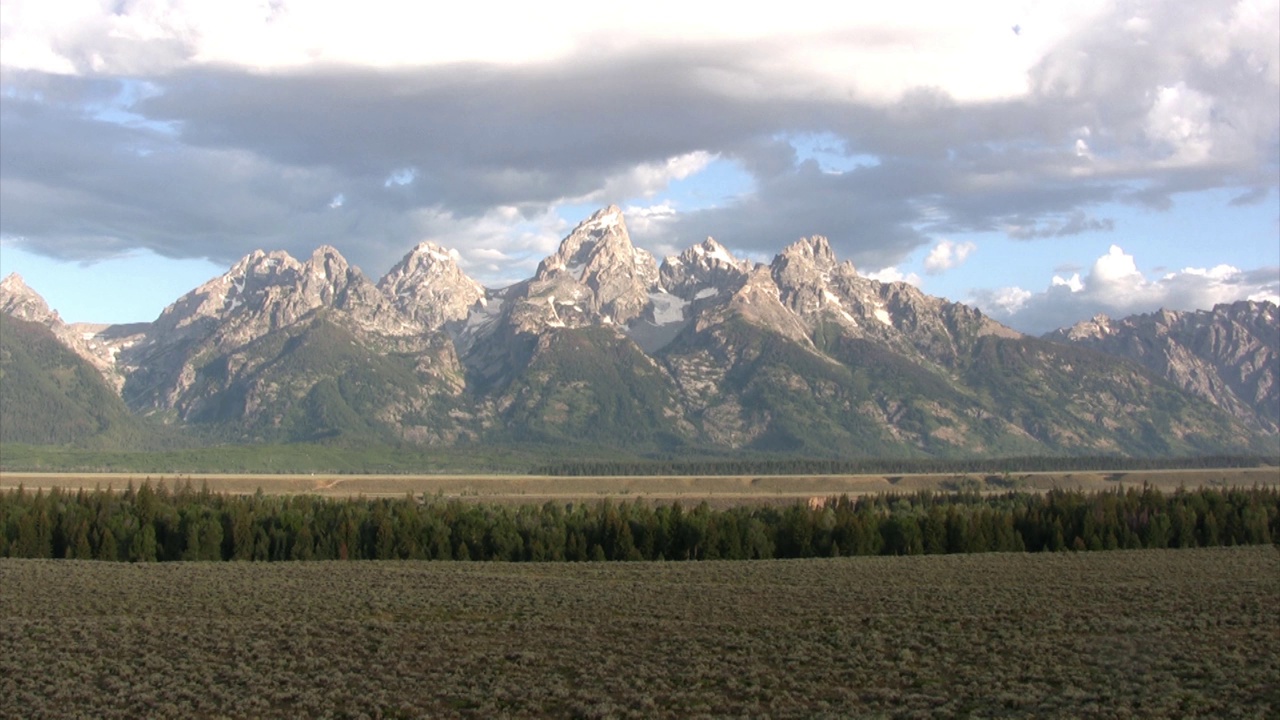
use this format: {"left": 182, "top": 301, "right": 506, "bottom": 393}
{"left": 1, "top": 1, "right": 1275, "bottom": 329}
{"left": 972, "top": 245, "right": 1280, "bottom": 334}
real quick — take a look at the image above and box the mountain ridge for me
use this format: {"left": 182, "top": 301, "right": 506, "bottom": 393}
{"left": 1046, "top": 301, "right": 1279, "bottom": 435}
{"left": 2, "top": 206, "right": 1275, "bottom": 457}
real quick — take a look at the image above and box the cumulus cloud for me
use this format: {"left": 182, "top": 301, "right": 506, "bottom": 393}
{"left": 923, "top": 238, "right": 976, "bottom": 274}
{"left": 971, "top": 244, "right": 1280, "bottom": 334}
{"left": 862, "top": 266, "right": 923, "bottom": 287}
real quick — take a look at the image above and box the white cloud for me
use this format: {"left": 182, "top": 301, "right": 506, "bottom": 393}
{"left": 405, "top": 204, "right": 569, "bottom": 286}
{"left": 572, "top": 152, "right": 715, "bottom": 206}
{"left": 980, "top": 286, "right": 1034, "bottom": 315}
{"left": 1146, "top": 82, "right": 1215, "bottom": 164}
{"left": 0, "top": 1, "right": 1111, "bottom": 103}
{"left": 1051, "top": 273, "right": 1084, "bottom": 292}
{"left": 863, "top": 266, "right": 922, "bottom": 287}
{"left": 971, "top": 244, "right": 1280, "bottom": 334}
{"left": 2, "top": 0, "right": 1277, "bottom": 324}
{"left": 923, "top": 238, "right": 976, "bottom": 274}
{"left": 621, "top": 202, "right": 680, "bottom": 252}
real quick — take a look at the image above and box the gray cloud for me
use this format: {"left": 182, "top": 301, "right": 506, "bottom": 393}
{"left": 1229, "top": 187, "right": 1271, "bottom": 206}
{"left": 1007, "top": 212, "right": 1116, "bottom": 240}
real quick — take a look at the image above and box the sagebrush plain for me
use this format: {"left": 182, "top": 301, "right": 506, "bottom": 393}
{"left": 3, "top": 546, "right": 1277, "bottom": 719}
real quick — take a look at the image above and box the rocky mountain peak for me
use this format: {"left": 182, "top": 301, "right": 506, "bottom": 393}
{"left": 299, "top": 245, "right": 362, "bottom": 307}
{"left": 152, "top": 250, "right": 304, "bottom": 334}
{"left": 770, "top": 235, "right": 861, "bottom": 317}
{"left": 1057, "top": 313, "right": 1114, "bottom": 341}
{"left": 777, "top": 236, "right": 838, "bottom": 270}
{"left": 659, "top": 237, "right": 751, "bottom": 300}
{"left": 522, "top": 205, "right": 659, "bottom": 326}
{"left": 399, "top": 242, "right": 462, "bottom": 272}
{"left": 379, "top": 241, "right": 485, "bottom": 331}
{"left": 305, "top": 245, "right": 349, "bottom": 280}
{"left": 770, "top": 236, "right": 848, "bottom": 307}
{"left": 0, "top": 272, "right": 61, "bottom": 325}
{"left": 688, "top": 237, "right": 742, "bottom": 266}
{"left": 537, "top": 205, "right": 636, "bottom": 279}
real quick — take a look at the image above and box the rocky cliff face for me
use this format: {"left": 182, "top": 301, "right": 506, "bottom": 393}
{"left": 1047, "top": 301, "right": 1279, "bottom": 434}
{"left": 3, "top": 207, "right": 1274, "bottom": 456}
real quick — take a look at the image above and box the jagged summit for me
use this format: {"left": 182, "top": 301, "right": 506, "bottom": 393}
{"left": 379, "top": 241, "right": 485, "bottom": 331}
{"left": 515, "top": 204, "right": 659, "bottom": 327}
{"left": 537, "top": 206, "right": 657, "bottom": 284}
{"left": 778, "top": 236, "right": 838, "bottom": 269}
{"left": 151, "top": 249, "right": 305, "bottom": 333}
{"left": 660, "top": 237, "right": 752, "bottom": 300}
{"left": 1056, "top": 313, "right": 1114, "bottom": 341}
{"left": 0, "top": 272, "right": 61, "bottom": 326}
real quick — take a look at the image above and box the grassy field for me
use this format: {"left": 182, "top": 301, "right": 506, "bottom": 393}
{"left": 2, "top": 546, "right": 1276, "bottom": 718}
{"left": 1, "top": 466, "right": 1277, "bottom": 506}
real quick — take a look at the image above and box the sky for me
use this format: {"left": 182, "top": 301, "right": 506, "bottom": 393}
{"left": 0, "top": 1, "right": 1277, "bottom": 335}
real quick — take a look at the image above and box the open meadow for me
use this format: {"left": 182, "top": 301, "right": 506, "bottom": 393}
{"left": 2, "top": 466, "right": 1276, "bottom": 507}
{"left": 2, "top": 546, "right": 1277, "bottom": 719}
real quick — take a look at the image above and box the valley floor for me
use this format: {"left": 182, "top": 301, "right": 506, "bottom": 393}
{"left": 2, "top": 546, "right": 1277, "bottom": 718}
{"left": 1, "top": 466, "right": 1277, "bottom": 507}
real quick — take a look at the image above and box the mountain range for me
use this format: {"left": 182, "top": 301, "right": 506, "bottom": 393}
{"left": 2, "top": 205, "right": 1276, "bottom": 459}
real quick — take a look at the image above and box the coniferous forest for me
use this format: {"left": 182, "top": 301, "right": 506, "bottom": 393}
{"left": 3, "top": 482, "right": 1276, "bottom": 562}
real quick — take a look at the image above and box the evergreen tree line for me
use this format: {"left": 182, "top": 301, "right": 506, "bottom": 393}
{"left": 1, "top": 483, "right": 1276, "bottom": 562}
{"left": 534, "top": 455, "right": 1279, "bottom": 477}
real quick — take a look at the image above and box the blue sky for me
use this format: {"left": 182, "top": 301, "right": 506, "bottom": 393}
{"left": 1, "top": 1, "right": 1277, "bottom": 334}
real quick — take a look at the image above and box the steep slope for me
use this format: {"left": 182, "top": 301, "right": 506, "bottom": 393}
{"left": 0, "top": 274, "right": 135, "bottom": 390}
{"left": 180, "top": 313, "right": 470, "bottom": 444}
{"left": 0, "top": 313, "right": 144, "bottom": 446}
{"left": 123, "top": 246, "right": 395, "bottom": 412}
{"left": 769, "top": 236, "right": 1019, "bottom": 366}
{"left": 531, "top": 205, "right": 660, "bottom": 327}
{"left": 490, "top": 326, "right": 690, "bottom": 448}
{"left": 1046, "top": 301, "right": 1279, "bottom": 435}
